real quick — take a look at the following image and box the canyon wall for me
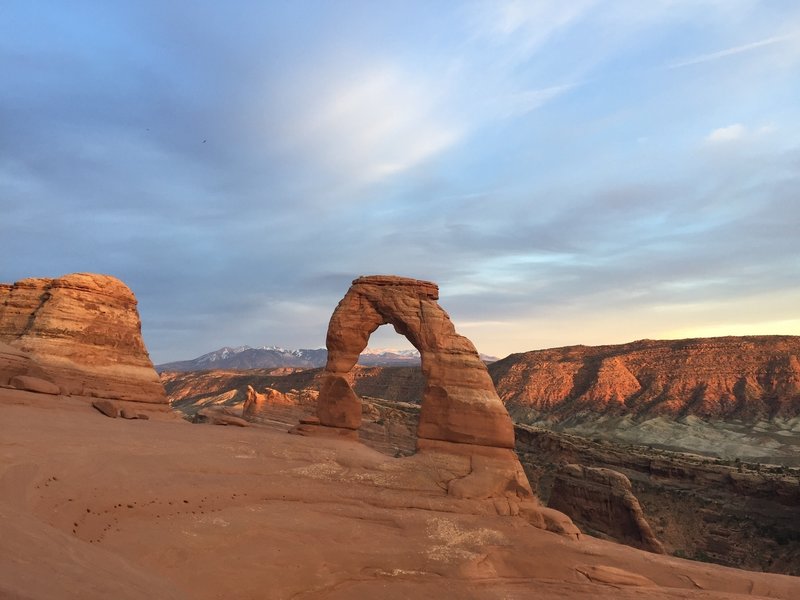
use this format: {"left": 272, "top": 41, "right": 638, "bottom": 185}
{"left": 490, "top": 336, "right": 800, "bottom": 421}
{"left": 547, "top": 463, "right": 665, "bottom": 554}
{"left": 515, "top": 425, "right": 800, "bottom": 575}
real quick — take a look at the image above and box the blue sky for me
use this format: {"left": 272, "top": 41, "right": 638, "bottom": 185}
{"left": 2, "top": 1, "right": 799, "bottom": 362}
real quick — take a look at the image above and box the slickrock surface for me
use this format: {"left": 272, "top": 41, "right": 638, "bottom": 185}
{"left": 3, "top": 392, "right": 800, "bottom": 600}
{"left": 490, "top": 336, "right": 800, "bottom": 421}
{"left": 548, "top": 463, "right": 665, "bottom": 554}
{"left": 0, "top": 273, "right": 166, "bottom": 404}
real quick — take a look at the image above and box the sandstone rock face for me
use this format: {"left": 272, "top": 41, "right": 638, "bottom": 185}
{"left": 317, "top": 275, "right": 515, "bottom": 449}
{"left": 547, "top": 464, "right": 665, "bottom": 554}
{"left": 0, "top": 273, "right": 166, "bottom": 403}
{"left": 242, "top": 385, "right": 293, "bottom": 418}
{"left": 0, "top": 341, "right": 53, "bottom": 387}
{"left": 490, "top": 336, "right": 800, "bottom": 421}
{"left": 515, "top": 425, "right": 800, "bottom": 574}
{"left": 7, "top": 398, "right": 800, "bottom": 600}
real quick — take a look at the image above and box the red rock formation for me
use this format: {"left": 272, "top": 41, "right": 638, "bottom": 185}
{"left": 578, "top": 356, "right": 641, "bottom": 408}
{"left": 0, "top": 342, "right": 52, "bottom": 387}
{"left": 291, "top": 275, "right": 574, "bottom": 531}
{"left": 547, "top": 464, "right": 665, "bottom": 554}
{"left": 0, "top": 273, "right": 166, "bottom": 403}
{"left": 490, "top": 336, "right": 800, "bottom": 421}
{"left": 10, "top": 375, "right": 60, "bottom": 395}
{"left": 242, "top": 385, "right": 295, "bottom": 421}
{"left": 315, "top": 275, "right": 514, "bottom": 449}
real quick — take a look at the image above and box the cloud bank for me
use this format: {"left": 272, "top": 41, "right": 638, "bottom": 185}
{"left": 1, "top": 1, "right": 799, "bottom": 362}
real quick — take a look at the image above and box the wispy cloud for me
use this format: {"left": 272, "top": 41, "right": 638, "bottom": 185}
{"left": 475, "top": 0, "right": 595, "bottom": 38}
{"left": 271, "top": 66, "right": 462, "bottom": 188}
{"left": 668, "top": 32, "right": 795, "bottom": 69}
{"left": 500, "top": 83, "right": 579, "bottom": 119}
{"left": 4, "top": 1, "right": 800, "bottom": 361}
{"left": 706, "top": 123, "right": 746, "bottom": 143}
{"left": 705, "top": 123, "right": 778, "bottom": 144}
{"left": 467, "top": 0, "right": 597, "bottom": 63}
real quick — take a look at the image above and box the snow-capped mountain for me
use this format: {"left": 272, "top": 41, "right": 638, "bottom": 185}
{"left": 356, "top": 348, "right": 421, "bottom": 366}
{"left": 156, "top": 345, "right": 497, "bottom": 372}
{"left": 156, "top": 346, "right": 328, "bottom": 372}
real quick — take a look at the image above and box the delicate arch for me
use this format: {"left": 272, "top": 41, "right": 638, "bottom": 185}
{"left": 316, "top": 275, "right": 515, "bottom": 449}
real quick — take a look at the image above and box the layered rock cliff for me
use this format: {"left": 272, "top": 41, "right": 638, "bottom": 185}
{"left": 0, "top": 273, "right": 166, "bottom": 403}
{"left": 489, "top": 336, "right": 800, "bottom": 422}
{"left": 515, "top": 425, "right": 800, "bottom": 575}
{"left": 547, "top": 464, "right": 665, "bottom": 554}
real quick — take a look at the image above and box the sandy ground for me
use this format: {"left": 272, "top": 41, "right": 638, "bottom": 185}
{"left": 2, "top": 390, "right": 799, "bottom": 600}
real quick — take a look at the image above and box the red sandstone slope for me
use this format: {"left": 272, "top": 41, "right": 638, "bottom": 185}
{"left": 3, "top": 394, "right": 800, "bottom": 600}
{"left": 489, "top": 336, "right": 800, "bottom": 421}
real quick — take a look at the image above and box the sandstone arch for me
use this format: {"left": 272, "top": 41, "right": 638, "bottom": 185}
{"left": 315, "top": 275, "right": 515, "bottom": 449}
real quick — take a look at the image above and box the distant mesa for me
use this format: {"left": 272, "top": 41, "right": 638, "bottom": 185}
{"left": 490, "top": 336, "right": 800, "bottom": 422}
{"left": 0, "top": 273, "right": 166, "bottom": 405}
{"left": 243, "top": 385, "right": 295, "bottom": 421}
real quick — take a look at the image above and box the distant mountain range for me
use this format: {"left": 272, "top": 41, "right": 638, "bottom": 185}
{"left": 156, "top": 345, "right": 498, "bottom": 372}
{"left": 160, "top": 335, "right": 800, "bottom": 463}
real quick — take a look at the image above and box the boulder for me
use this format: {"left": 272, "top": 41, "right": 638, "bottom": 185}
{"left": 92, "top": 399, "right": 120, "bottom": 418}
{"left": 120, "top": 408, "right": 149, "bottom": 420}
{"left": 196, "top": 407, "right": 249, "bottom": 427}
{"left": 10, "top": 375, "right": 60, "bottom": 395}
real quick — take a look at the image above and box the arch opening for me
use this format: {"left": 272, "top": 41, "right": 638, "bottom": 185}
{"left": 351, "top": 324, "right": 422, "bottom": 457}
